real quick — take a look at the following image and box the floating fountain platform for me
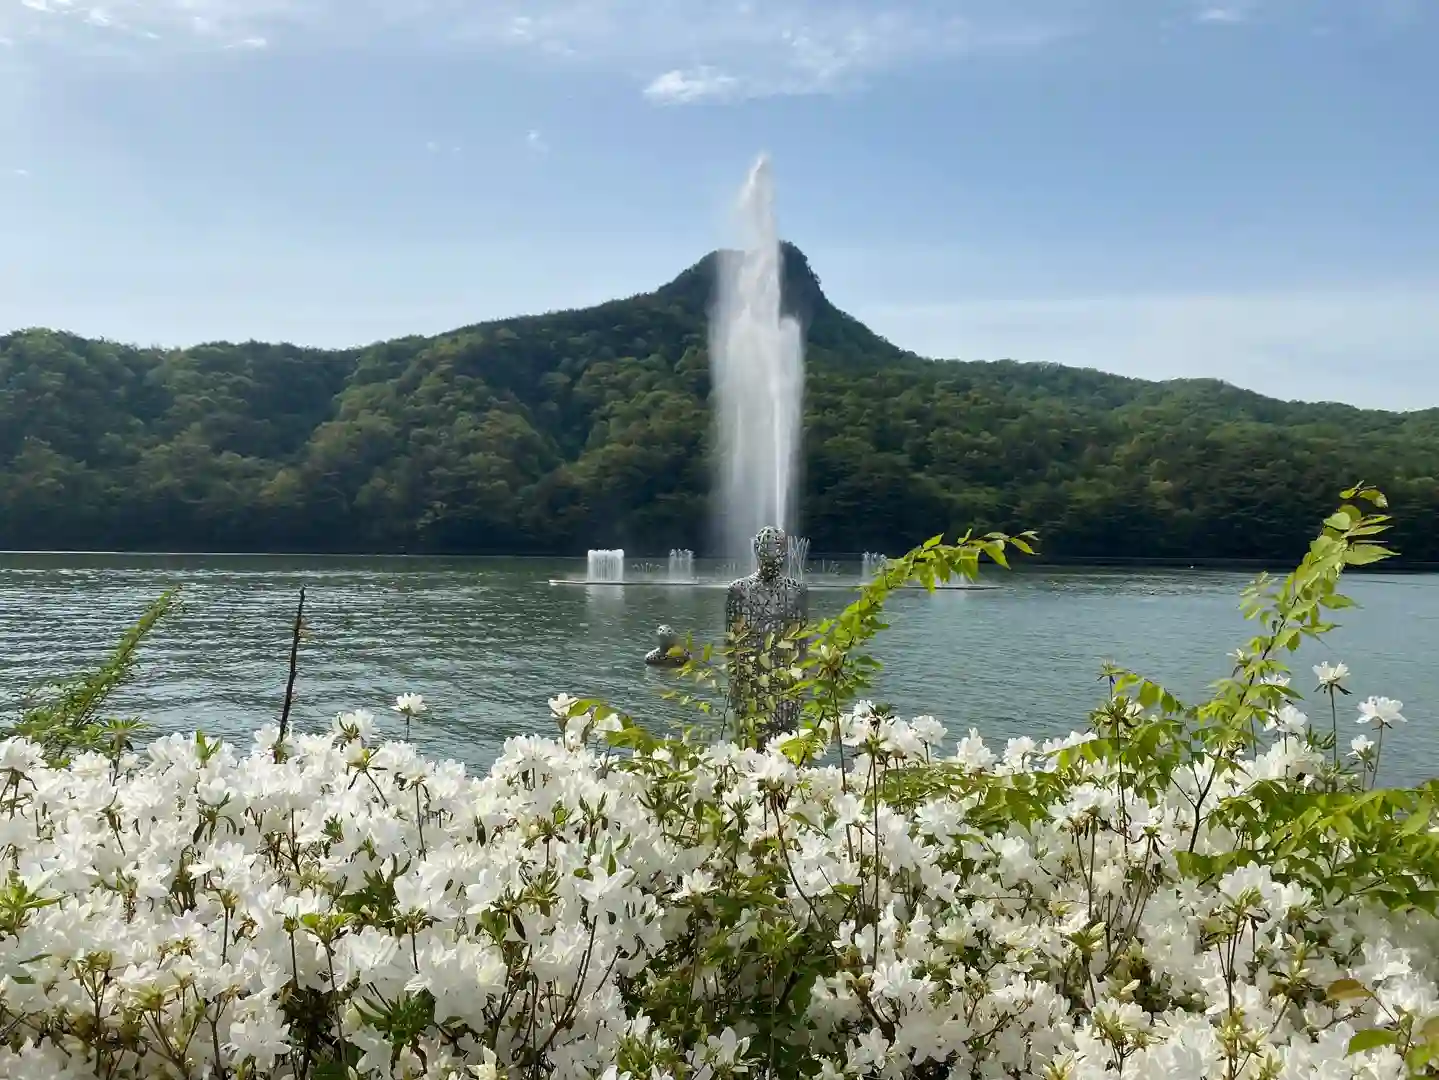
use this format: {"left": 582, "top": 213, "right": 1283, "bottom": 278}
{"left": 548, "top": 578, "right": 999, "bottom": 591}
{"left": 568, "top": 544, "right": 999, "bottom": 590}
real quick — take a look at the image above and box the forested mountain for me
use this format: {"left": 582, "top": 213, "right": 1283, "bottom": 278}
{"left": 4, "top": 244, "right": 1439, "bottom": 562}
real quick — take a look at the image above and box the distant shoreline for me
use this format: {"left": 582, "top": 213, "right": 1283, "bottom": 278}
{"left": 2, "top": 549, "right": 1436, "bottom": 575}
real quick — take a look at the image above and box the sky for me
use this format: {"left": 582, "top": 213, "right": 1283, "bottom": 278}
{"left": 0, "top": 0, "right": 1435, "bottom": 410}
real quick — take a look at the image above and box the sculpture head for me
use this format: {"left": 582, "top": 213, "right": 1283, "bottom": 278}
{"left": 655, "top": 624, "right": 677, "bottom": 649}
{"left": 753, "top": 526, "right": 786, "bottom": 581}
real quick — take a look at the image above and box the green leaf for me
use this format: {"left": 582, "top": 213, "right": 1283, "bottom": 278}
{"left": 1324, "top": 510, "right": 1356, "bottom": 532}
{"left": 1327, "top": 978, "right": 1373, "bottom": 1003}
{"left": 1407, "top": 1044, "right": 1438, "bottom": 1073}
{"left": 1345, "top": 544, "right": 1393, "bottom": 566}
{"left": 1401, "top": 798, "right": 1434, "bottom": 837}
{"left": 1346, "top": 1028, "right": 1398, "bottom": 1055}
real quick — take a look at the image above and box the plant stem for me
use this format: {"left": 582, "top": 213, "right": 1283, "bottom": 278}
{"left": 278, "top": 586, "right": 307, "bottom": 757}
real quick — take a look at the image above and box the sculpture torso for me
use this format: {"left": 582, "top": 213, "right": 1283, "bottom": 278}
{"left": 725, "top": 572, "right": 808, "bottom": 644}
{"left": 726, "top": 556, "right": 809, "bottom": 742}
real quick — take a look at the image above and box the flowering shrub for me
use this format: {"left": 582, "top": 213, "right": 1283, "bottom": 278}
{"left": 3, "top": 486, "right": 1439, "bottom": 1079}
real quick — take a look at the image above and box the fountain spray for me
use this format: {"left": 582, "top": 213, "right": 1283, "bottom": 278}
{"left": 711, "top": 155, "right": 805, "bottom": 564}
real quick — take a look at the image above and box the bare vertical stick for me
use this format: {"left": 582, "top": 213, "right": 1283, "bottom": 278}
{"left": 277, "top": 587, "right": 306, "bottom": 756}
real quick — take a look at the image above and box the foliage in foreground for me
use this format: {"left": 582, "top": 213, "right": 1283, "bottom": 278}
{"left": 3, "top": 489, "right": 1439, "bottom": 1078}
{"left": 3, "top": 589, "right": 175, "bottom": 763}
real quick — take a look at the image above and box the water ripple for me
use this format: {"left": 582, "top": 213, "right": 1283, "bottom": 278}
{"left": 2, "top": 555, "right": 1437, "bottom": 783}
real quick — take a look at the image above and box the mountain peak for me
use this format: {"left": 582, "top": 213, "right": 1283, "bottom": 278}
{"left": 651, "top": 242, "right": 908, "bottom": 362}
{"left": 654, "top": 241, "right": 830, "bottom": 326}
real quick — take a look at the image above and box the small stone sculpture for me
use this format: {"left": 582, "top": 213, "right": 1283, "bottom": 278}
{"left": 644, "top": 625, "right": 689, "bottom": 667}
{"left": 726, "top": 525, "right": 809, "bottom": 741}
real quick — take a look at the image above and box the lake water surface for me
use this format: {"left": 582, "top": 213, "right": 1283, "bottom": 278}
{"left": 2, "top": 554, "right": 1437, "bottom": 784}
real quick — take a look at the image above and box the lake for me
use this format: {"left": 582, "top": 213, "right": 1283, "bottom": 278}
{"left": 2, "top": 553, "right": 1437, "bottom": 784}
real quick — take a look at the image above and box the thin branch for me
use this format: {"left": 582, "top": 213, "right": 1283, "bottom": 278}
{"left": 278, "top": 587, "right": 307, "bottom": 755}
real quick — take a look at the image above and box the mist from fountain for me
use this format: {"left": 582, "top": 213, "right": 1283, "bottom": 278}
{"left": 586, "top": 549, "right": 625, "bottom": 583}
{"left": 861, "top": 552, "right": 889, "bottom": 581}
{"left": 711, "top": 154, "right": 805, "bottom": 562}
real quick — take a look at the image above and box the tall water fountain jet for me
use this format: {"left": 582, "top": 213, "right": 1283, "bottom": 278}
{"left": 711, "top": 155, "right": 805, "bottom": 562}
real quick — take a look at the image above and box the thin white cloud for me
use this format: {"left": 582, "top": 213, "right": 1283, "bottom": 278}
{"left": 525, "top": 129, "right": 549, "bottom": 153}
{"left": 1196, "top": 7, "right": 1247, "bottom": 24}
{"left": 8, "top": 167, "right": 29, "bottom": 177}
{"left": 645, "top": 67, "right": 741, "bottom": 105}
{"left": 0, "top": 0, "right": 1075, "bottom": 92}
{"left": 856, "top": 284, "right": 1439, "bottom": 411}
{"left": 1, "top": 1, "right": 1427, "bottom": 98}
{"left": 632, "top": 4, "right": 1074, "bottom": 103}
{"left": 3, "top": 0, "right": 305, "bottom": 53}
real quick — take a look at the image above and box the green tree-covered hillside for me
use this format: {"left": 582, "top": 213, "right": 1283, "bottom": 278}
{"left": 4, "top": 244, "right": 1438, "bottom": 561}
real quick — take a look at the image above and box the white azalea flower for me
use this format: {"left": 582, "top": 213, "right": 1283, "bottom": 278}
{"left": 1358, "top": 696, "right": 1406, "bottom": 728}
{"left": 548, "top": 692, "right": 580, "bottom": 718}
{"left": 392, "top": 693, "right": 427, "bottom": 716}
{"left": 1, "top": 669, "right": 1432, "bottom": 1080}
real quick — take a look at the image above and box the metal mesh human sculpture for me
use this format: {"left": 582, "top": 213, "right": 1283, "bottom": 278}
{"left": 726, "top": 525, "right": 809, "bottom": 742}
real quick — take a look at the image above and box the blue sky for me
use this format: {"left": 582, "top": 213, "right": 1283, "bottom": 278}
{"left": 0, "top": 0, "right": 1435, "bottom": 409}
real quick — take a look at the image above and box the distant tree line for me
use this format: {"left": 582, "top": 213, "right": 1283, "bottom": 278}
{"left": 4, "top": 245, "right": 1439, "bottom": 563}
